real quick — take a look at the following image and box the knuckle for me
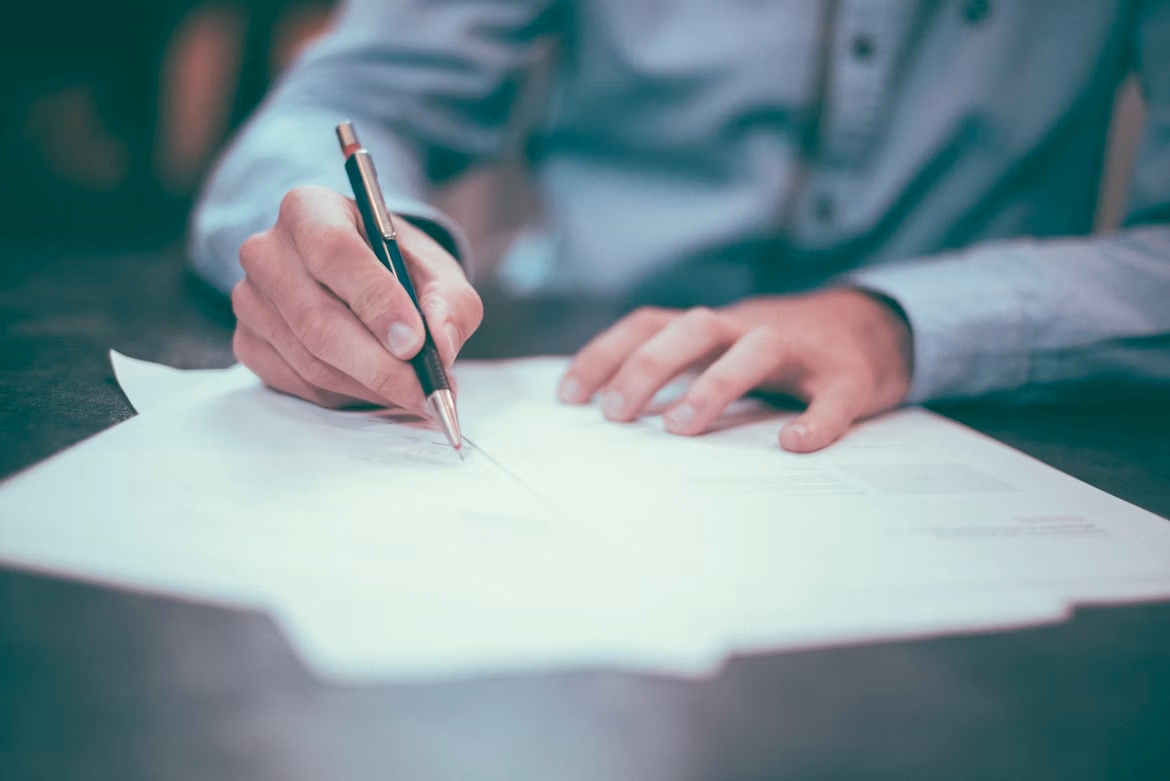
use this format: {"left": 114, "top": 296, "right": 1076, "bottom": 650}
{"left": 303, "top": 230, "right": 358, "bottom": 276}
{"left": 747, "top": 326, "right": 786, "bottom": 354}
{"left": 238, "top": 232, "right": 270, "bottom": 275}
{"left": 627, "top": 349, "right": 667, "bottom": 378}
{"left": 699, "top": 370, "right": 738, "bottom": 400}
{"left": 417, "top": 294, "right": 449, "bottom": 337}
{"left": 349, "top": 278, "right": 400, "bottom": 322}
{"left": 231, "top": 327, "right": 253, "bottom": 365}
{"left": 297, "top": 355, "right": 336, "bottom": 389}
{"left": 294, "top": 304, "right": 342, "bottom": 357}
{"left": 229, "top": 281, "right": 249, "bottom": 320}
{"left": 684, "top": 306, "right": 719, "bottom": 331}
{"left": 630, "top": 306, "right": 666, "bottom": 329}
{"left": 793, "top": 374, "right": 821, "bottom": 400}
{"left": 451, "top": 285, "right": 484, "bottom": 330}
{"left": 278, "top": 186, "right": 317, "bottom": 224}
{"left": 417, "top": 289, "right": 441, "bottom": 313}
{"left": 369, "top": 364, "right": 409, "bottom": 402}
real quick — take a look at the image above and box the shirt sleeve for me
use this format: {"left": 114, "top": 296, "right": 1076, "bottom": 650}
{"left": 847, "top": 0, "right": 1170, "bottom": 403}
{"left": 188, "top": 0, "right": 557, "bottom": 294}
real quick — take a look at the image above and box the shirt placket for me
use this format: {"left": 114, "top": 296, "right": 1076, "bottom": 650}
{"left": 795, "top": 0, "right": 916, "bottom": 249}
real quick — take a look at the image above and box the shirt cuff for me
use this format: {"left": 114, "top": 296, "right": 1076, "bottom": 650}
{"left": 846, "top": 255, "right": 1032, "bottom": 403}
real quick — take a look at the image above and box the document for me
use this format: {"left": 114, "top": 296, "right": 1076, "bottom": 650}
{"left": 3, "top": 355, "right": 718, "bottom": 680}
{"left": 451, "top": 360, "right": 1170, "bottom": 652}
{"left": 110, "top": 351, "right": 232, "bottom": 414}
{"left": 0, "top": 353, "right": 1167, "bottom": 683}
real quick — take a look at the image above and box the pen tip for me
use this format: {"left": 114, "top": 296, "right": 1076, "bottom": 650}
{"left": 427, "top": 389, "right": 463, "bottom": 458}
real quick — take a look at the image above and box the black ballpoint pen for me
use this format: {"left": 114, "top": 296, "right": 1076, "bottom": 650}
{"left": 336, "top": 121, "right": 463, "bottom": 456}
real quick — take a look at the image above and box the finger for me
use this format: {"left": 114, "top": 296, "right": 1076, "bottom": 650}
{"left": 240, "top": 226, "right": 427, "bottom": 412}
{"left": 663, "top": 327, "right": 789, "bottom": 435}
{"left": 779, "top": 379, "right": 866, "bottom": 453}
{"left": 396, "top": 219, "right": 484, "bottom": 368}
{"left": 277, "top": 186, "right": 427, "bottom": 360}
{"left": 600, "top": 307, "right": 735, "bottom": 422}
{"left": 233, "top": 322, "right": 354, "bottom": 409}
{"left": 558, "top": 307, "right": 673, "bottom": 404}
{"left": 231, "top": 279, "right": 396, "bottom": 408}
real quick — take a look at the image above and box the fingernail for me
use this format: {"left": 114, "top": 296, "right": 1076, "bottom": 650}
{"left": 387, "top": 323, "right": 419, "bottom": 359}
{"left": 443, "top": 323, "right": 461, "bottom": 366}
{"left": 558, "top": 375, "right": 581, "bottom": 403}
{"left": 601, "top": 391, "right": 626, "bottom": 418}
{"left": 665, "top": 402, "right": 696, "bottom": 430}
{"left": 786, "top": 422, "right": 809, "bottom": 442}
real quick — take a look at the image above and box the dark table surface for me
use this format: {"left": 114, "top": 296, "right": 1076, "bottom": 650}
{"left": 1, "top": 247, "right": 1169, "bottom": 781}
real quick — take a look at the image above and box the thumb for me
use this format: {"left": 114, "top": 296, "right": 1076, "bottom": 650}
{"left": 779, "top": 380, "right": 864, "bottom": 453}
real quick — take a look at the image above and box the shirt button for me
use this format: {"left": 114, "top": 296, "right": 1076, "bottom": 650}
{"left": 851, "top": 34, "right": 875, "bottom": 61}
{"left": 814, "top": 194, "right": 836, "bottom": 224}
{"left": 962, "top": 0, "right": 991, "bottom": 25}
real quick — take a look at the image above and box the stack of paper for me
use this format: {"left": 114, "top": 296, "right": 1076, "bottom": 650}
{"left": 0, "top": 352, "right": 1167, "bottom": 683}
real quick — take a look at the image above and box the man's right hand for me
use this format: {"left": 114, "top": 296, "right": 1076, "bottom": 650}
{"left": 230, "top": 185, "right": 482, "bottom": 412}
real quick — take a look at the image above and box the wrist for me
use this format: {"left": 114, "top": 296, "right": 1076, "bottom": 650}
{"left": 840, "top": 286, "right": 915, "bottom": 403}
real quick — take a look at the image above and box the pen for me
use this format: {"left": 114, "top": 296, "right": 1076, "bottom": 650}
{"left": 335, "top": 121, "right": 463, "bottom": 456}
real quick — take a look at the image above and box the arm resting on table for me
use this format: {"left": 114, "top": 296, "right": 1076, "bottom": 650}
{"left": 849, "top": 0, "right": 1170, "bottom": 402}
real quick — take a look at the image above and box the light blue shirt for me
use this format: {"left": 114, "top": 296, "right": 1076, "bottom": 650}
{"left": 191, "top": 0, "right": 1170, "bottom": 403}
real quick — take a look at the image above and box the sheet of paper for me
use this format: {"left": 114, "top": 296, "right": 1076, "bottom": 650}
{"left": 1, "top": 360, "right": 719, "bottom": 680}
{"left": 88, "top": 355, "right": 1170, "bottom": 661}
{"left": 101, "top": 353, "right": 1096, "bottom": 680}
{"left": 108, "top": 351, "right": 724, "bottom": 678}
{"left": 453, "top": 360, "right": 1170, "bottom": 633}
{"left": 2, "top": 354, "right": 1168, "bottom": 684}
{"left": 110, "top": 350, "right": 236, "bottom": 413}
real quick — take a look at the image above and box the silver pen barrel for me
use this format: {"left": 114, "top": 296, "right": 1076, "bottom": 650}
{"left": 428, "top": 389, "right": 463, "bottom": 457}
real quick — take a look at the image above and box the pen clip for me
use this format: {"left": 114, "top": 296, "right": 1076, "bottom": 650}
{"left": 337, "top": 122, "right": 397, "bottom": 241}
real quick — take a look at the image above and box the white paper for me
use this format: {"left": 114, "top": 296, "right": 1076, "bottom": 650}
{"left": 1, "top": 354, "right": 1168, "bottom": 684}
{"left": 2, "top": 358, "right": 719, "bottom": 681}
{"left": 110, "top": 350, "right": 235, "bottom": 413}
{"left": 468, "top": 373, "right": 1170, "bottom": 666}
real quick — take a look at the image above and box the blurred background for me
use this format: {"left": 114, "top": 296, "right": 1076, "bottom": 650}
{"left": 2, "top": 0, "right": 338, "bottom": 249}
{"left": 0, "top": 0, "right": 1147, "bottom": 272}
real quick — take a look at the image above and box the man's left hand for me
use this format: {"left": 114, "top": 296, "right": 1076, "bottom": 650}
{"left": 558, "top": 289, "right": 914, "bottom": 452}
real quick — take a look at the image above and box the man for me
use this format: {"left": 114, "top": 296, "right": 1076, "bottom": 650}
{"left": 191, "top": 0, "right": 1170, "bottom": 452}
